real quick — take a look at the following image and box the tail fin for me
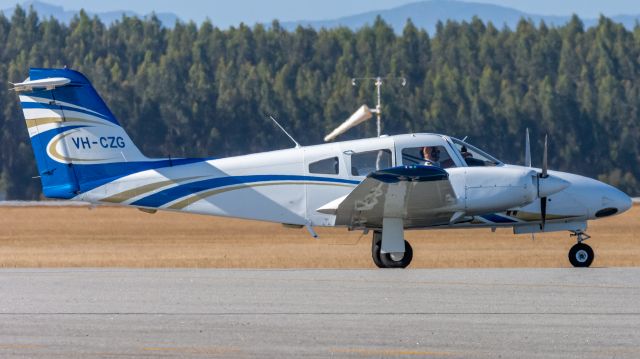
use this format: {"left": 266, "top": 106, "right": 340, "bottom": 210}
{"left": 16, "top": 68, "right": 148, "bottom": 199}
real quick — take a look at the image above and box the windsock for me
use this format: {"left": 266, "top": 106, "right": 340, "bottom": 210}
{"left": 324, "top": 105, "right": 373, "bottom": 142}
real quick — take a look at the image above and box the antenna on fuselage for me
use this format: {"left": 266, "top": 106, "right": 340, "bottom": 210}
{"left": 524, "top": 128, "right": 532, "bottom": 167}
{"left": 268, "top": 114, "right": 301, "bottom": 148}
{"left": 324, "top": 76, "right": 406, "bottom": 142}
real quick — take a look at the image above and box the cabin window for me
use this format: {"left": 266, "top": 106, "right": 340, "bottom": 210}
{"left": 350, "top": 149, "right": 392, "bottom": 176}
{"left": 309, "top": 157, "right": 339, "bottom": 175}
{"left": 402, "top": 146, "right": 457, "bottom": 168}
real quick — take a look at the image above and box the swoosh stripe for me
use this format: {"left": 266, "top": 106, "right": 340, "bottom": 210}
{"left": 100, "top": 176, "right": 203, "bottom": 203}
{"left": 480, "top": 214, "right": 516, "bottom": 223}
{"left": 514, "top": 211, "right": 580, "bottom": 221}
{"left": 167, "top": 181, "right": 354, "bottom": 210}
{"left": 21, "top": 102, "right": 114, "bottom": 123}
{"left": 22, "top": 95, "right": 106, "bottom": 117}
{"left": 25, "top": 117, "right": 108, "bottom": 129}
{"left": 132, "top": 175, "right": 359, "bottom": 208}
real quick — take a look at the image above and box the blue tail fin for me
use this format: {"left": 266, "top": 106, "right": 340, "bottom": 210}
{"left": 16, "top": 68, "right": 151, "bottom": 199}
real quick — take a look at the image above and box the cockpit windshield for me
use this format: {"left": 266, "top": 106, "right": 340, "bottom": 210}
{"left": 450, "top": 138, "right": 503, "bottom": 167}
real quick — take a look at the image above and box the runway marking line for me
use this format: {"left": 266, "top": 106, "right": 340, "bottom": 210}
{"left": 3, "top": 269, "right": 639, "bottom": 291}
{"left": 2, "top": 311, "right": 640, "bottom": 316}
{"left": 142, "top": 346, "right": 241, "bottom": 355}
{"left": 330, "top": 347, "right": 454, "bottom": 356}
{"left": 0, "top": 344, "right": 44, "bottom": 350}
{"left": 196, "top": 275, "right": 640, "bottom": 291}
{"left": 3, "top": 270, "right": 639, "bottom": 290}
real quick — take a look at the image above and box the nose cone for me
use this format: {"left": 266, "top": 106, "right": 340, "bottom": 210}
{"left": 546, "top": 170, "right": 633, "bottom": 219}
{"left": 538, "top": 175, "right": 571, "bottom": 198}
{"left": 585, "top": 181, "right": 633, "bottom": 219}
{"left": 597, "top": 186, "right": 633, "bottom": 217}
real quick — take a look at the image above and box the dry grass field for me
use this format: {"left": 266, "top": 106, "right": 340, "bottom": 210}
{"left": 0, "top": 205, "right": 638, "bottom": 268}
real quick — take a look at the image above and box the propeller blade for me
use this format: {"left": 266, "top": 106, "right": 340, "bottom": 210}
{"left": 537, "top": 134, "right": 551, "bottom": 230}
{"left": 540, "top": 197, "right": 547, "bottom": 231}
{"left": 541, "top": 134, "right": 548, "bottom": 178}
{"left": 525, "top": 128, "right": 531, "bottom": 167}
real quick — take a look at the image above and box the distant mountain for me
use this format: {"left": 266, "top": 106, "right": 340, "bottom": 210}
{"left": 281, "top": 0, "right": 640, "bottom": 33}
{"left": 1, "top": 0, "right": 179, "bottom": 26}
{"left": 2, "top": 0, "right": 639, "bottom": 32}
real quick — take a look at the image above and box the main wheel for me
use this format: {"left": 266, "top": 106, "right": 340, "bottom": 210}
{"left": 568, "top": 243, "right": 594, "bottom": 268}
{"left": 371, "top": 231, "right": 385, "bottom": 268}
{"left": 379, "top": 240, "right": 413, "bottom": 268}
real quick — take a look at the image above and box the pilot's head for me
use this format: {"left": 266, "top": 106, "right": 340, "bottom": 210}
{"left": 460, "top": 145, "right": 472, "bottom": 158}
{"left": 422, "top": 146, "right": 440, "bottom": 162}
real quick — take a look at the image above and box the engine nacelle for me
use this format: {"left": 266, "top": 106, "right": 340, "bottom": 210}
{"left": 463, "top": 167, "right": 538, "bottom": 215}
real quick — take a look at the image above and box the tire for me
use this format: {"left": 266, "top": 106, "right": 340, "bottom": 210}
{"left": 379, "top": 240, "right": 413, "bottom": 268}
{"left": 568, "top": 243, "right": 594, "bottom": 268}
{"left": 371, "top": 231, "right": 385, "bottom": 268}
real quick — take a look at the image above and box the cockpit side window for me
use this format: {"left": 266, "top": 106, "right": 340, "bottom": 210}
{"left": 350, "top": 149, "right": 392, "bottom": 176}
{"left": 402, "top": 146, "right": 457, "bottom": 168}
{"left": 309, "top": 157, "right": 339, "bottom": 175}
{"left": 451, "top": 138, "right": 502, "bottom": 167}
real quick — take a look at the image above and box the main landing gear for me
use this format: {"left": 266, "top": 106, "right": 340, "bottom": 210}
{"left": 568, "top": 231, "right": 594, "bottom": 268}
{"left": 371, "top": 230, "right": 413, "bottom": 268}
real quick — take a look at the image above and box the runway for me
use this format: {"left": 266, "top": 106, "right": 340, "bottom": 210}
{"left": 0, "top": 269, "right": 639, "bottom": 358}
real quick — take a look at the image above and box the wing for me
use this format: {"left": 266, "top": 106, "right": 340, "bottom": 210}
{"left": 318, "top": 165, "right": 459, "bottom": 229}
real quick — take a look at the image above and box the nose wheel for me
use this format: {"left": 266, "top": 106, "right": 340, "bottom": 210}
{"left": 568, "top": 231, "right": 594, "bottom": 267}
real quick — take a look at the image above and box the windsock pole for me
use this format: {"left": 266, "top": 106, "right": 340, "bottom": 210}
{"left": 324, "top": 76, "right": 405, "bottom": 142}
{"left": 375, "top": 77, "right": 382, "bottom": 137}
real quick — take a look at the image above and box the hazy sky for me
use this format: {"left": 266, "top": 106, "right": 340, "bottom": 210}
{"left": 1, "top": 0, "right": 638, "bottom": 27}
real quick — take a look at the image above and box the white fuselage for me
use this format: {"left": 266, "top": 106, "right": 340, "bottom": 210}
{"left": 78, "top": 133, "right": 632, "bottom": 234}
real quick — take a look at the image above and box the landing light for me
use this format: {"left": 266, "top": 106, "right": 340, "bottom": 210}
{"left": 595, "top": 208, "right": 618, "bottom": 218}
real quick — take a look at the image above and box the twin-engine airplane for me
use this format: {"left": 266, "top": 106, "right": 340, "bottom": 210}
{"left": 14, "top": 68, "right": 633, "bottom": 268}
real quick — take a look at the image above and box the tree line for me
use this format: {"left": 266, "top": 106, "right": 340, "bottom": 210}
{"left": 0, "top": 6, "right": 638, "bottom": 199}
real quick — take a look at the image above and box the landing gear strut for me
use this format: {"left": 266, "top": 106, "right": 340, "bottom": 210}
{"left": 568, "top": 231, "right": 594, "bottom": 268}
{"left": 371, "top": 230, "right": 413, "bottom": 268}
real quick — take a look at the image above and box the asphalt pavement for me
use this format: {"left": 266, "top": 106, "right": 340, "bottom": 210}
{"left": 0, "top": 268, "right": 639, "bottom": 358}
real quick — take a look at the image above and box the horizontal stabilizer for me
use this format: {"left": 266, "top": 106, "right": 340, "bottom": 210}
{"left": 11, "top": 77, "right": 70, "bottom": 92}
{"left": 316, "top": 195, "right": 348, "bottom": 215}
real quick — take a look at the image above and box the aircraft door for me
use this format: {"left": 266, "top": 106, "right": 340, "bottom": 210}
{"left": 303, "top": 144, "right": 352, "bottom": 226}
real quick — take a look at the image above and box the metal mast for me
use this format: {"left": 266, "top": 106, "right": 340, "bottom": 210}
{"left": 352, "top": 76, "right": 406, "bottom": 137}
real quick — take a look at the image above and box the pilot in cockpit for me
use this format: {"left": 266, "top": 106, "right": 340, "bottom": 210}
{"left": 460, "top": 145, "right": 473, "bottom": 159}
{"left": 421, "top": 146, "right": 441, "bottom": 166}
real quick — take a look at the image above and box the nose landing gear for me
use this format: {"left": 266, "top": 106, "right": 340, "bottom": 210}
{"left": 568, "top": 231, "right": 594, "bottom": 267}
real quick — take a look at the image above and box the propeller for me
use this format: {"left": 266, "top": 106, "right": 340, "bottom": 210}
{"left": 524, "top": 128, "right": 531, "bottom": 167}
{"left": 524, "top": 130, "right": 558, "bottom": 231}
{"left": 539, "top": 135, "right": 548, "bottom": 230}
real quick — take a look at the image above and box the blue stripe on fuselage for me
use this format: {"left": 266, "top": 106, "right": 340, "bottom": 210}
{"left": 480, "top": 213, "right": 516, "bottom": 223}
{"left": 131, "top": 175, "right": 360, "bottom": 208}
{"left": 77, "top": 158, "right": 213, "bottom": 192}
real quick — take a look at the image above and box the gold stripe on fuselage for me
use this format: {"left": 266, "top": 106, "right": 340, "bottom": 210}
{"left": 513, "top": 211, "right": 579, "bottom": 221}
{"left": 168, "top": 181, "right": 355, "bottom": 210}
{"left": 101, "top": 176, "right": 204, "bottom": 203}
